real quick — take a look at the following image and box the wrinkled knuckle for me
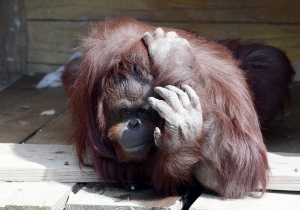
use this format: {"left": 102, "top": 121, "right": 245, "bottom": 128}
{"left": 166, "top": 31, "right": 178, "bottom": 38}
{"left": 188, "top": 87, "right": 196, "bottom": 95}
{"left": 142, "top": 32, "right": 150, "bottom": 38}
{"left": 190, "top": 95, "right": 195, "bottom": 105}
{"left": 179, "top": 107, "right": 187, "bottom": 114}
{"left": 156, "top": 27, "right": 164, "bottom": 32}
{"left": 181, "top": 84, "right": 189, "bottom": 89}
{"left": 178, "top": 91, "right": 188, "bottom": 99}
{"left": 193, "top": 95, "right": 200, "bottom": 102}
{"left": 169, "top": 91, "right": 178, "bottom": 99}
{"left": 154, "top": 28, "right": 164, "bottom": 37}
{"left": 182, "top": 39, "right": 190, "bottom": 47}
{"left": 165, "top": 85, "right": 174, "bottom": 89}
{"left": 169, "top": 125, "right": 178, "bottom": 132}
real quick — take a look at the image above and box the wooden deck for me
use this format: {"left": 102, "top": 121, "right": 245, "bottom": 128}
{"left": 0, "top": 75, "right": 300, "bottom": 209}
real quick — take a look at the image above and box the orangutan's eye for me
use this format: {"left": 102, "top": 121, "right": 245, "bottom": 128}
{"left": 120, "top": 108, "right": 131, "bottom": 116}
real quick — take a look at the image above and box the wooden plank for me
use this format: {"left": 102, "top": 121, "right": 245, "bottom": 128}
{"left": 267, "top": 152, "right": 300, "bottom": 191}
{"left": 26, "top": 109, "right": 73, "bottom": 145}
{"left": 0, "top": 144, "right": 299, "bottom": 191}
{"left": 66, "top": 183, "right": 183, "bottom": 210}
{"left": 0, "top": 74, "right": 68, "bottom": 143}
{"left": 0, "top": 143, "right": 99, "bottom": 182}
{"left": 0, "top": 0, "right": 27, "bottom": 91}
{"left": 293, "top": 61, "right": 300, "bottom": 81}
{"left": 0, "top": 181, "right": 74, "bottom": 210}
{"left": 265, "top": 82, "right": 300, "bottom": 153}
{"left": 190, "top": 192, "right": 300, "bottom": 210}
{"left": 25, "top": 0, "right": 300, "bottom": 24}
{"left": 27, "top": 21, "right": 87, "bottom": 65}
{"left": 27, "top": 21, "right": 300, "bottom": 70}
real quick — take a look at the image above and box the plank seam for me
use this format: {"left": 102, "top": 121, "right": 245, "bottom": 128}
{"left": 20, "top": 108, "right": 69, "bottom": 144}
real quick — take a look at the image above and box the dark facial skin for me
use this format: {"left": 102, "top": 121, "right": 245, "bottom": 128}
{"left": 105, "top": 76, "right": 160, "bottom": 159}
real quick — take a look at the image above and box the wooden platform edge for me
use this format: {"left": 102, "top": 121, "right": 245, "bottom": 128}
{"left": 190, "top": 192, "right": 300, "bottom": 210}
{"left": 0, "top": 143, "right": 299, "bottom": 191}
{"left": 66, "top": 184, "right": 183, "bottom": 210}
{"left": 0, "top": 143, "right": 99, "bottom": 182}
{"left": 267, "top": 152, "right": 300, "bottom": 191}
{"left": 0, "top": 181, "right": 75, "bottom": 210}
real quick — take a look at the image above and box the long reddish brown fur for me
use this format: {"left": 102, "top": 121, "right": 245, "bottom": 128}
{"left": 63, "top": 18, "right": 270, "bottom": 198}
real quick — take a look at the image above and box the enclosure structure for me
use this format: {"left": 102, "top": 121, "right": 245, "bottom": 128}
{"left": 0, "top": 0, "right": 300, "bottom": 209}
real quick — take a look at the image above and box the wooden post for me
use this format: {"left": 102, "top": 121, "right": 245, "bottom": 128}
{"left": 0, "top": 0, "right": 27, "bottom": 91}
